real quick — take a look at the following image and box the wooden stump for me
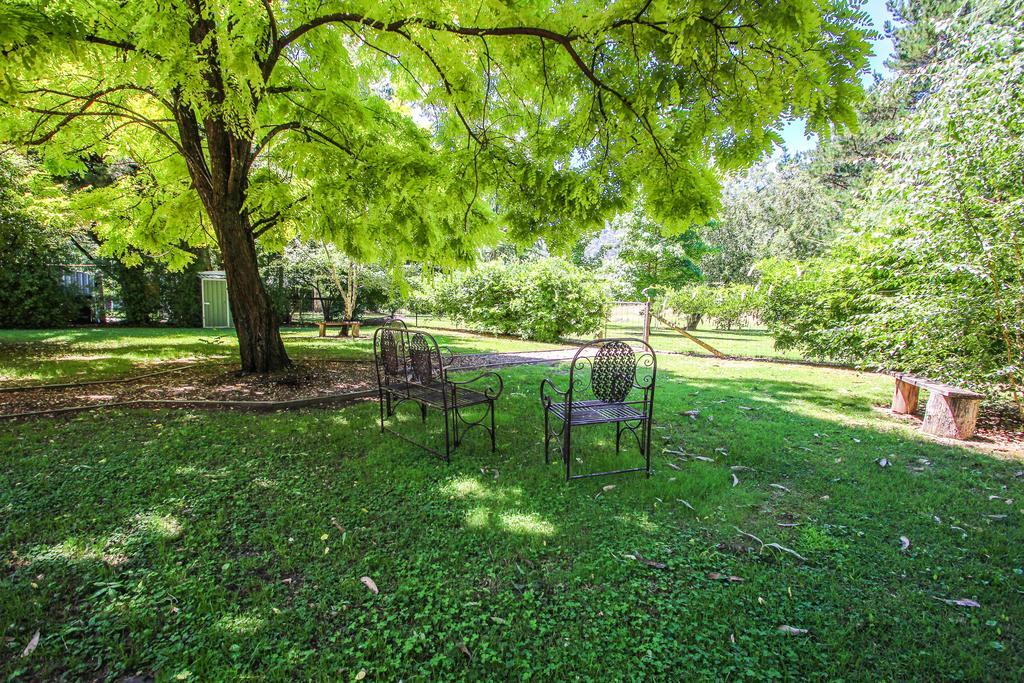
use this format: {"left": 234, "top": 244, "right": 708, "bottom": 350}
{"left": 921, "top": 393, "right": 980, "bottom": 439}
{"left": 891, "top": 379, "right": 920, "bottom": 414}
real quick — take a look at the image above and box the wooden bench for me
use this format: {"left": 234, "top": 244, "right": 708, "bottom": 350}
{"left": 318, "top": 321, "right": 361, "bottom": 338}
{"left": 891, "top": 373, "right": 984, "bottom": 439}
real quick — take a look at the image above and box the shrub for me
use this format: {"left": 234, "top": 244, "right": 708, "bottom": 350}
{"left": 665, "top": 284, "right": 761, "bottom": 330}
{"left": 430, "top": 259, "right": 610, "bottom": 342}
{"left": 0, "top": 216, "right": 77, "bottom": 328}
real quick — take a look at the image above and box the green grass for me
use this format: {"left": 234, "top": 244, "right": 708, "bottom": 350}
{"left": 605, "top": 322, "right": 806, "bottom": 361}
{"left": 0, "top": 327, "right": 565, "bottom": 386}
{"left": 2, "top": 354, "right": 1021, "bottom": 679}
{"left": 403, "top": 316, "right": 803, "bottom": 362}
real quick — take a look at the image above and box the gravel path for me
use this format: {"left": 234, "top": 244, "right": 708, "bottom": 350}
{"left": 448, "top": 347, "right": 591, "bottom": 370}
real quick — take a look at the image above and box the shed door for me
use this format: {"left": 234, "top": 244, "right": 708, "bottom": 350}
{"left": 203, "top": 279, "right": 232, "bottom": 328}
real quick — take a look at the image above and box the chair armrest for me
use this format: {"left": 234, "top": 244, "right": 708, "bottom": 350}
{"left": 540, "top": 377, "right": 568, "bottom": 407}
{"left": 439, "top": 346, "right": 456, "bottom": 367}
{"left": 448, "top": 371, "right": 504, "bottom": 399}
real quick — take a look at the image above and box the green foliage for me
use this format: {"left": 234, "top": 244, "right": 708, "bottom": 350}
{"left": 0, "top": 154, "right": 77, "bottom": 327}
{"left": 0, "top": 0, "right": 873, "bottom": 269}
{"left": 756, "top": 258, "right": 869, "bottom": 358}
{"left": 430, "top": 259, "right": 610, "bottom": 341}
{"left": 271, "top": 241, "right": 399, "bottom": 322}
{"left": 757, "top": 0, "right": 1024, "bottom": 403}
{"left": 700, "top": 160, "right": 846, "bottom": 284}
{"left": 666, "top": 284, "right": 762, "bottom": 331}
{"left": 609, "top": 213, "right": 708, "bottom": 299}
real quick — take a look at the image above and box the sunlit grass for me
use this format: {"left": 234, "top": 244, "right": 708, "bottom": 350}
{"left": 0, "top": 325, "right": 567, "bottom": 385}
{"left": 1, "top": 353, "right": 1021, "bottom": 679}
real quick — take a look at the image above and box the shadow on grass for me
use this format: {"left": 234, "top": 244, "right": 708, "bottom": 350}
{"left": 1, "top": 360, "right": 1021, "bottom": 679}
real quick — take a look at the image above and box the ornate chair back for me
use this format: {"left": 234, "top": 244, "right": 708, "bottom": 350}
{"left": 566, "top": 338, "right": 656, "bottom": 406}
{"left": 373, "top": 326, "right": 446, "bottom": 389}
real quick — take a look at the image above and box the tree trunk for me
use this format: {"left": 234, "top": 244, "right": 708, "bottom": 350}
{"left": 208, "top": 204, "right": 290, "bottom": 373}
{"left": 685, "top": 313, "right": 702, "bottom": 330}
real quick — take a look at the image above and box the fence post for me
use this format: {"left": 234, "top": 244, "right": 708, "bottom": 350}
{"left": 642, "top": 297, "right": 651, "bottom": 344}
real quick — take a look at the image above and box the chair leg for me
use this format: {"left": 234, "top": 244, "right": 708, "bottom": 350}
{"left": 615, "top": 423, "right": 622, "bottom": 454}
{"left": 644, "top": 419, "right": 652, "bottom": 477}
{"left": 442, "top": 408, "right": 452, "bottom": 463}
{"left": 378, "top": 391, "right": 386, "bottom": 433}
{"left": 563, "top": 425, "right": 571, "bottom": 481}
{"left": 419, "top": 403, "right": 428, "bottom": 423}
{"left": 489, "top": 399, "right": 496, "bottom": 452}
{"left": 543, "top": 410, "right": 551, "bottom": 464}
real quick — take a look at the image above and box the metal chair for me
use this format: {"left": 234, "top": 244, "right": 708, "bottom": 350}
{"left": 540, "top": 338, "right": 657, "bottom": 480}
{"left": 373, "top": 325, "right": 502, "bottom": 460}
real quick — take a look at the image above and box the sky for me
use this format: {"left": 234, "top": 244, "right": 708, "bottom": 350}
{"left": 779, "top": 0, "right": 896, "bottom": 153}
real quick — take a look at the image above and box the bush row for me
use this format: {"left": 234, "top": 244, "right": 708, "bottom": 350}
{"left": 425, "top": 259, "right": 610, "bottom": 342}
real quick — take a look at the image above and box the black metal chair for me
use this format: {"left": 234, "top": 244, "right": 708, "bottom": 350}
{"left": 540, "top": 338, "right": 657, "bottom": 480}
{"left": 373, "top": 325, "right": 503, "bottom": 460}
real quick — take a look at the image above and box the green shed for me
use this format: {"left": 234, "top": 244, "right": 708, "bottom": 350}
{"left": 200, "top": 271, "right": 233, "bottom": 328}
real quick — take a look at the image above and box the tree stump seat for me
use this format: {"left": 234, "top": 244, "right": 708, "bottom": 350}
{"left": 890, "top": 373, "right": 984, "bottom": 440}
{"left": 318, "top": 321, "right": 361, "bottom": 337}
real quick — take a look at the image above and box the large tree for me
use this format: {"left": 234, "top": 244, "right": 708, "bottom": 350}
{"left": 0, "top": 0, "right": 871, "bottom": 371}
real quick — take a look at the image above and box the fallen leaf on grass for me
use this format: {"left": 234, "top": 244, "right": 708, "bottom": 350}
{"left": 763, "top": 543, "right": 808, "bottom": 562}
{"left": 360, "top": 576, "right": 379, "bottom": 595}
{"left": 737, "top": 405, "right": 755, "bottom": 411}
{"left": 731, "top": 465, "right": 753, "bottom": 472}
{"left": 355, "top": 670, "right": 367, "bottom": 681}
{"left": 769, "top": 484, "right": 790, "bottom": 492}
{"left": 933, "top": 597, "right": 981, "bottom": 608}
{"left": 667, "top": 462, "right": 682, "bottom": 471}
{"left": 876, "top": 458, "right": 891, "bottom": 468}
{"left": 899, "top": 536, "right": 912, "bottom": 552}
{"left": 602, "top": 484, "right": 616, "bottom": 492}
{"left": 677, "top": 499, "right": 695, "bottom": 511}
{"left": 693, "top": 455, "right": 715, "bottom": 463}
{"left": 21, "top": 630, "right": 39, "bottom": 657}
{"left": 682, "top": 410, "right": 700, "bottom": 419}
{"left": 731, "top": 473, "right": 740, "bottom": 487}
{"left": 456, "top": 641, "right": 473, "bottom": 660}
{"left": 777, "top": 625, "right": 808, "bottom": 636}
{"left": 490, "top": 616, "right": 507, "bottom": 625}
{"left": 986, "top": 514, "right": 1008, "bottom": 521}
{"left": 330, "top": 518, "right": 345, "bottom": 533}
{"left": 776, "top": 522, "right": 802, "bottom": 528}
{"left": 707, "top": 572, "right": 744, "bottom": 583}
{"left": 627, "top": 554, "right": 667, "bottom": 569}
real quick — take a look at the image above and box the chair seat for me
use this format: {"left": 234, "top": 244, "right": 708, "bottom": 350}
{"left": 385, "top": 381, "right": 490, "bottom": 408}
{"left": 546, "top": 399, "right": 647, "bottom": 425}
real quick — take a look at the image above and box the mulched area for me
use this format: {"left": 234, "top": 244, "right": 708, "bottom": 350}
{"left": 0, "top": 360, "right": 376, "bottom": 416}
{"left": 0, "top": 349, "right": 578, "bottom": 417}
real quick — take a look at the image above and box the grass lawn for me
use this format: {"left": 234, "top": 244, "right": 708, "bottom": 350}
{"left": 604, "top": 322, "right": 806, "bottom": 361}
{"left": 0, "top": 327, "right": 565, "bottom": 386}
{"left": 2, "top": 352, "right": 1021, "bottom": 679}
{"left": 399, "top": 316, "right": 804, "bottom": 362}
